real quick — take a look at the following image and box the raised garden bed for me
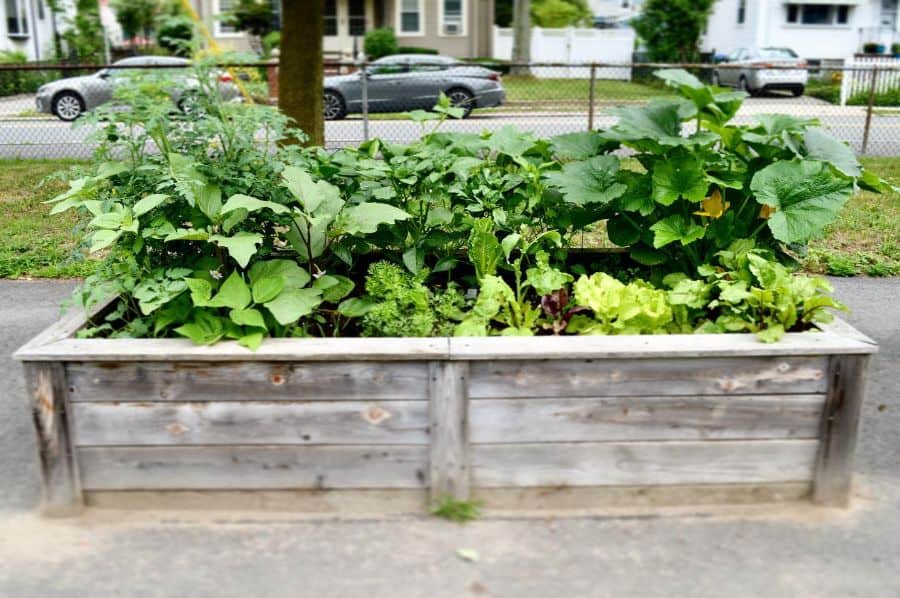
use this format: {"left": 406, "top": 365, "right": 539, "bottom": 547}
{"left": 16, "top": 298, "right": 876, "bottom": 516}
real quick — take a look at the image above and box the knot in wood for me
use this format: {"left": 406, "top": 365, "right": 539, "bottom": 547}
{"left": 364, "top": 405, "right": 392, "bottom": 425}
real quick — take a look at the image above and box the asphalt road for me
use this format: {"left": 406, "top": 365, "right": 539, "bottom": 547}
{"left": 2, "top": 97, "right": 899, "bottom": 158}
{"left": 0, "top": 277, "right": 898, "bottom": 597}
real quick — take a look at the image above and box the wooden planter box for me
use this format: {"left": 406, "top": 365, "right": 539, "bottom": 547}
{"left": 15, "top": 299, "right": 877, "bottom": 517}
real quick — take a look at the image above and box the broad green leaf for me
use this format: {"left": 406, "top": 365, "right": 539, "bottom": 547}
{"left": 606, "top": 216, "right": 641, "bottom": 247}
{"left": 650, "top": 215, "right": 706, "bottom": 248}
{"left": 750, "top": 160, "right": 853, "bottom": 244}
{"left": 468, "top": 218, "right": 503, "bottom": 280}
{"left": 543, "top": 155, "right": 627, "bottom": 206}
{"left": 89, "top": 229, "right": 121, "bottom": 252}
{"left": 549, "top": 131, "right": 609, "bottom": 160}
{"left": 96, "top": 161, "right": 128, "bottom": 179}
{"left": 229, "top": 307, "right": 267, "bottom": 329}
{"left": 313, "top": 274, "right": 355, "bottom": 302}
{"left": 174, "top": 311, "right": 225, "bottom": 345}
{"left": 165, "top": 228, "right": 210, "bottom": 242}
{"left": 185, "top": 278, "right": 212, "bottom": 306}
{"left": 488, "top": 126, "right": 537, "bottom": 157}
{"left": 525, "top": 251, "right": 573, "bottom": 295}
{"left": 283, "top": 166, "right": 343, "bottom": 215}
{"left": 425, "top": 206, "right": 454, "bottom": 227}
{"left": 336, "top": 202, "right": 410, "bottom": 235}
{"left": 402, "top": 246, "right": 424, "bottom": 274}
{"left": 264, "top": 288, "right": 323, "bottom": 325}
{"left": 167, "top": 153, "right": 206, "bottom": 206}
{"left": 606, "top": 99, "right": 711, "bottom": 149}
{"left": 337, "top": 297, "right": 377, "bottom": 317}
{"left": 210, "top": 232, "right": 263, "bottom": 268}
{"left": 208, "top": 271, "right": 251, "bottom": 310}
{"left": 651, "top": 155, "right": 708, "bottom": 205}
{"left": 252, "top": 275, "right": 285, "bottom": 304}
{"left": 500, "top": 233, "right": 522, "bottom": 260}
{"left": 221, "top": 194, "right": 290, "bottom": 215}
{"left": 222, "top": 208, "right": 248, "bottom": 233}
{"left": 629, "top": 245, "right": 667, "bottom": 266}
{"left": 756, "top": 324, "right": 785, "bottom": 343}
{"left": 449, "top": 157, "right": 483, "bottom": 181}
{"left": 238, "top": 331, "right": 265, "bottom": 351}
{"left": 132, "top": 194, "right": 169, "bottom": 218}
{"left": 196, "top": 184, "right": 222, "bottom": 221}
{"left": 249, "top": 260, "right": 311, "bottom": 290}
{"left": 803, "top": 128, "right": 861, "bottom": 177}
{"left": 755, "top": 114, "right": 817, "bottom": 136}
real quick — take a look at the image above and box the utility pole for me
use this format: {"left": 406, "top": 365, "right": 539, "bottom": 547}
{"left": 511, "top": 0, "right": 531, "bottom": 76}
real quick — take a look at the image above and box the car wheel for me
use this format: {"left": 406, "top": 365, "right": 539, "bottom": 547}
{"left": 738, "top": 76, "right": 756, "bottom": 97}
{"left": 792, "top": 86, "right": 805, "bottom": 97}
{"left": 53, "top": 91, "right": 85, "bottom": 121}
{"left": 446, "top": 87, "right": 475, "bottom": 118}
{"left": 323, "top": 91, "right": 346, "bottom": 120}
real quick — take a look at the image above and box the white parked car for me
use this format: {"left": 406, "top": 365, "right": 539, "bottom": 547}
{"left": 711, "top": 47, "right": 808, "bottom": 97}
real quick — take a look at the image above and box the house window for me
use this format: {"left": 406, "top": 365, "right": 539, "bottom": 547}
{"left": 324, "top": 0, "right": 337, "bottom": 36}
{"left": 785, "top": 4, "right": 852, "bottom": 26}
{"left": 349, "top": 0, "right": 367, "bottom": 36}
{"left": 441, "top": 0, "right": 465, "bottom": 35}
{"left": 5, "top": 0, "right": 29, "bottom": 37}
{"left": 214, "top": 0, "right": 237, "bottom": 35}
{"left": 398, "top": 0, "right": 424, "bottom": 35}
{"left": 737, "top": 0, "right": 746, "bottom": 24}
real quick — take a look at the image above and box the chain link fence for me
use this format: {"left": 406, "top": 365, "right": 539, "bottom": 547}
{"left": 1, "top": 60, "right": 899, "bottom": 159}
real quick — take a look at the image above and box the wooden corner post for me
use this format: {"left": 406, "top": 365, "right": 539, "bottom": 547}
{"left": 428, "top": 361, "right": 470, "bottom": 504}
{"left": 813, "top": 354, "right": 870, "bottom": 507}
{"left": 23, "top": 362, "right": 82, "bottom": 516}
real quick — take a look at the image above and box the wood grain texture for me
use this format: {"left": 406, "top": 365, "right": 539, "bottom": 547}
{"left": 66, "top": 361, "right": 430, "bottom": 402}
{"left": 85, "top": 489, "right": 427, "bottom": 514}
{"left": 475, "top": 483, "right": 811, "bottom": 511}
{"left": 813, "top": 355, "right": 870, "bottom": 506}
{"left": 72, "top": 401, "right": 429, "bottom": 447}
{"left": 77, "top": 445, "right": 429, "bottom": 490}
{"left": 428, "top": 361, "right": 470, "bottom": 501}
{"left": 467, "top": 357, "right": 829, "bottom": 399}
{"left": 471, "top": 440, "right": 819, "bottom": 487}
{"left": 22, "top": 362, "right": 82, "bottom": 516}
{"left": 13, "top": 295, "right": 118, "bottom": 360}
{"left": 469, "top": 395, "right": 826, "bottom": 443}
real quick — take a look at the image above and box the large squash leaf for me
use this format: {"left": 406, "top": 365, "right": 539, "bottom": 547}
{"left": 543, "top": 155, "right": 627, "bottom": 206}
{"left": 750, "top": 160, "right": 853, "bottom": 244}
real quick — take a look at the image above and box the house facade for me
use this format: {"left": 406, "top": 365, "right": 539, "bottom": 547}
{"left": 702, "top": 0, "right": 900, "bottom": 61}
{"left": 194, "top": 0, "right": 494, "bottom": 58}
{"left": 1, "top": 0, "right": 66, "bottom": 61}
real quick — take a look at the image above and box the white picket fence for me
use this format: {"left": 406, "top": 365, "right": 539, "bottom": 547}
{"left": 492, "top": 26, "right": 634, "bottom": 79}
{"left": 840, "top": 55, "right": 900, "bottom": 105}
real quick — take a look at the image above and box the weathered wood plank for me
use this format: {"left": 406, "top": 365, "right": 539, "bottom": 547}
{"left": 85, "top": 489, "right": 428, "bottom": 514}
{"left": 428, "top": 361, "right": 470, "bottom": 502}
{"left": 17, "top": 337, "right": 451, "bottom": 362}
{"left": 467, "top": 357, "right": 829, "bottom": 399}
{"left": 13, "top": 296, "right": 118, "bottom": 359}
{"left": 72, "top": 401, "right": 429, "bottom": 447}
{"left": 67, "top": 361, "right": 430, "bottom": 402}
{"left": 814, "top": 355, "right": 870, "bottom": 506}
{"left": 77, "top": 445, "right": 428, "bottom": 490}
{"left": 449, "top": 331, "right": 876, "bottom": 360}
{"left": 475, "top": 483, "right": 811, "bottom": 511}
{"left": 22, "top": 362, "right": 82, "bottom": 516}
{"left": 469, "top": 395, "right": 826, "bottom": 443}
{"left": 471, "top": 440, "right": 819, "bottom": 487}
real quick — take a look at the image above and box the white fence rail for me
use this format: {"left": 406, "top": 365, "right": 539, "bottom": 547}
{"left": 492, "top": 26, "right": 634, "bottom": 79}
{"left": 840, "top": 55, "right": 900, "bottom": 105}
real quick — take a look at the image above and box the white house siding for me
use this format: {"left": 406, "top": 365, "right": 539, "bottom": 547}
{"left": 1, "top": 0, "right": 67, "bottom": 61}
{"left": 702, "top": 0, "right": 892, "bottom": 61}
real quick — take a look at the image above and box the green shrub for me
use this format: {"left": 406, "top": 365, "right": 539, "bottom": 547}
{"left": 396, "top": 46, "right": 438, "bottom": 55}
{"left": 0, "top": 51, "right": 55, "bottom": 97}
{"left": 364, "top": 27, "right": 397, "bottom": 60}
{"left": 848, "top": 87, "right": 900, "bottom": 107}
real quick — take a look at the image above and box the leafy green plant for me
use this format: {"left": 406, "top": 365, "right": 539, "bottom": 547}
{"left": 430, "top": 496, "right": 482, "bottom": 522}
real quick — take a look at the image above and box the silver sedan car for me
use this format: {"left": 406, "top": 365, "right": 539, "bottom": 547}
{"left": 323, "top": 54, "right": 505, "bottom": 120}
{"left": 35, "top": 56, "right": 240, "bottom": 121}
{"left": 711, "top": 47, "right": 808, "bottom": 97}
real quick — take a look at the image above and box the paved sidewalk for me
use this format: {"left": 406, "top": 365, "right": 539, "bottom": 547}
{"left": 0, "top": 278, "right": 898, "bottom": 598}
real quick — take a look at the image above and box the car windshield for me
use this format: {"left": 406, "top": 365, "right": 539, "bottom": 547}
{"left": 758, "top": 48, "right": 798, "bottom": 59}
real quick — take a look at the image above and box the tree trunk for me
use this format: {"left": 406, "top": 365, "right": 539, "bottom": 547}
{"left": 511, "top": 0, "right": 531, "bottom": 76}
{"left": 279, "top": 0, "right": 324, "bottom": 146}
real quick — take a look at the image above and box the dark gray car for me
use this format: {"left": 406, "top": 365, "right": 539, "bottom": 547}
{"left": 323, "top": 54, "right": 505, "bottom": 120}
{"left": 35, "top": 56, "right": 241, "bottom": 121}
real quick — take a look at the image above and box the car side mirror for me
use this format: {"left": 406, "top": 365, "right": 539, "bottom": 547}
{"left": 98, "top": 70, "right": 110, "bottom": 79}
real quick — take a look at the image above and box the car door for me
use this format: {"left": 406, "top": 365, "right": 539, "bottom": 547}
{"left": 719, "top": 49, "right": 744, "bottom": 87}
{"left": 405, "top": 62, "right": 449, "bottom": 109}
{"left": 365, "top": 61, "right": 410, "bottom": 112}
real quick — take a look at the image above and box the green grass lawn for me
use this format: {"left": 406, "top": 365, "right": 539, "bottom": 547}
{"left": 0, "top": 156, "right": 896, "bottom": 279}
{"left": 0, "top": 159, "right": 97, "bottom": 279}
{"left": 501, "top": 76, "right": 674, "bottom": 105}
